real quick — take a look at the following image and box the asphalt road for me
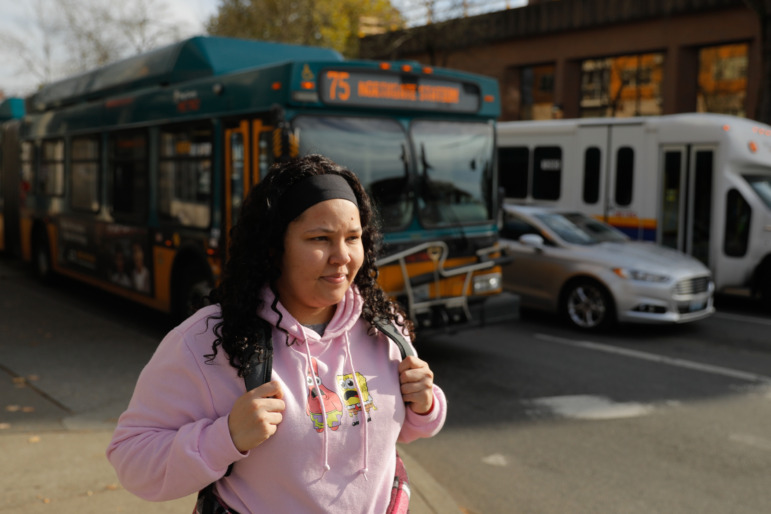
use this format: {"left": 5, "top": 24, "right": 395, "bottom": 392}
{"left": 2, "top": 254, "right": 771, "bottom": 513}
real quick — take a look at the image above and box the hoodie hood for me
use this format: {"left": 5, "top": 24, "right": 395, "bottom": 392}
{"left": 256, "top": 285, "right": 364, "bottom": 342}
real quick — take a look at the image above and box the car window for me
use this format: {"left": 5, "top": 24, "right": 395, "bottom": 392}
{"left": 534, "top": 211, "right": 628, "bottom": 245}
{"left": 501, "top": 212, "right": 542, "bottom": 240}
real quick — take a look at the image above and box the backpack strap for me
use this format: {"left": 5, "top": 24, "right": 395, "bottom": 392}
{"left": 371, "top": 317, "right": 415, "bottom": 359}
{"left": 244, "top": 318, "right": 274, "bottom": 391}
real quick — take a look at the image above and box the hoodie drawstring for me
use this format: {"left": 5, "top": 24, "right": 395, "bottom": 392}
{"left": 344, "top": 331, "right": 369, "bottom": 480}
{"left": 298, "top": 325, "right": 332, "bottom": 477}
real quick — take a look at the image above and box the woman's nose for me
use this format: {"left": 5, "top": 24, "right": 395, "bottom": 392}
{"left": 329, "top": 239, "right": 351, "bottom": 264}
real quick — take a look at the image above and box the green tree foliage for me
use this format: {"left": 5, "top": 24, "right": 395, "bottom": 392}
{"left": 206, "top": 0, "right": 404, "bottom": 57}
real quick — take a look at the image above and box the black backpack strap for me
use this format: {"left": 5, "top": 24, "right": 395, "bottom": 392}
{"left": 371, "top": 317, "right": 415, "bottom": 359}
{"left": 244, "top": 318, "right": 274, "bottom": 391}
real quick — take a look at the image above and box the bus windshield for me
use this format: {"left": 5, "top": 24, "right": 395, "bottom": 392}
{"left": 293, "top": 116, "right": 413, "bottom": 230}
{"left": 744, "top": 172, "right": 771, "bottom": 210}
{"left": 412, "top": 120, "right": 493, "bottom": 227}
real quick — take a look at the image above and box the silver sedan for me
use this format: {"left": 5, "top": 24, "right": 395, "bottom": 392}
{"left": 500, "top": 204, "right": 715, "bottom": 330}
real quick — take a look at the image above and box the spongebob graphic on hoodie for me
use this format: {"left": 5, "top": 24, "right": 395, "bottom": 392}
{"left": 306, "top": 358, "right": 343, "bottom": 432}
{"left": 337, "top": 371, "right": 377, "bottom": 426}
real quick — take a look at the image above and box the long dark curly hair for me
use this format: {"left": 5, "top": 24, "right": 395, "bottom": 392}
{"left": 207, "top": 154, "right": 414, "bottom": 377}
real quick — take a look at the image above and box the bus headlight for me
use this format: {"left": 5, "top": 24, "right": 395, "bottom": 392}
{"left": 473, "top": 272, "right": 502, "bottom": 294}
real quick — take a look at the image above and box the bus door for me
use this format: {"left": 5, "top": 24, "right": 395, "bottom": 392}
{"left": 658, "top": 144, "right": 715, "bottom": 266}
{"left": 605, "top": 124, "right": 647, "bottom": 239}
{"left": 224, "top": 119, "right": 274, "bottom": 239}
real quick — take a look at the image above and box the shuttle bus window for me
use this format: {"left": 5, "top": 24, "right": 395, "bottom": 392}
{"left": 615, "top": 146, "right": 634, "bottom": 206}
{"left": 724, "top": 188, "right": 750, "bottom": 257}
{"left": 533, "top": 146, "right": 561, "bottom": 200}
{"left": 583, "top": 147, "right": 601, "bottom": 204}
{"left": 158, "top": 123, "right": 213, "bottom": 229}
{"left": 40, "top": 140, "right": 65, "bottom": 196}
{"left": 109, "top": 131, "right": 148, "bottom": 222}
{"left": 498, "top": 146, "right": 529, "bottom": 199}
{"left": 71, "top": 136, "right": 100, "bottom": 212}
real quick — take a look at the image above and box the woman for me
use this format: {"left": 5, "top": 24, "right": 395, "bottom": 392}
{"left": 107, "top": 154, "right": 447, "bottom": 513}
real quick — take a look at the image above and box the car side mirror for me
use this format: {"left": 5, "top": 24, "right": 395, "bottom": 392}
{"left": 519, "top": 233, "right": 545, "bottom": 248}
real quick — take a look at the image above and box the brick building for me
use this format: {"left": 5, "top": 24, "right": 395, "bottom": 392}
{"left": 359, "top": 0, "right": 760, "bottom": 122}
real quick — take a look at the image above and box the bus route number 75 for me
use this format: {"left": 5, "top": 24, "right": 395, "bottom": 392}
{"left": 325, "top": 71, "right": 351, "bottom": 102}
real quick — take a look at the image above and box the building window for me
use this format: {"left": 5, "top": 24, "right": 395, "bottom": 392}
{"left": 158, "top": 123, "right": 213, "bottom": 228}
{"left": 580, "top": 53, "right": 663, "bottom": 118}
{"left": 697, "top": 43, "right": 748, "bottom": 117}
{"left": 71, "top": 136, "right": 100, "bottom": 212}
{"left": 520, "top": 64, "right": 556, "bottom": 120}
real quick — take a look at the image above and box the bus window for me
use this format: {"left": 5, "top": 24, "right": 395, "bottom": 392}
{"left": 724, "top": 188, "right": 750, "bottom": 257}
{"left": 583, "top": 147, "right": 601, "bottom": 204}
{"left": 71, "top": 136, "right": 100, "bottom": 212}
{"left": 498, "top": 146, "right": 529, "bottom": 199}
{"left": 692, "top": 150, "right": 713, "bottom": 265}
{"left": 109, "top": 131, "right": 148, "bottom": 222}
{"left": 158, "top": 124, "right": 213, "bottom": 229}
{"left": 40, "top": 139, "right": 65, "bottom": 196}
{"left": 533, "top": 146, "right": 561, "bottom": 200}
{"left": 615, "top": 146, "right": 634, "bottom": 206}
{"left": 412, "top": 120, "right": 492, "bottom": 226}
{"left": 293, "top": 115, "right": 413, "bottom": 230}
{"left": 21, "top": 141, "right": 34, "bottom": 195}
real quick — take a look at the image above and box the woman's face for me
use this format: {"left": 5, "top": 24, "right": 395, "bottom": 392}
{"left": 275, "top": 198, "right": 364, "bottom": 325}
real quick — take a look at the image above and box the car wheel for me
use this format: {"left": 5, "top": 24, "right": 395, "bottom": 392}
{"left": 562, "top": 279, "right": 614, "bottom": 330}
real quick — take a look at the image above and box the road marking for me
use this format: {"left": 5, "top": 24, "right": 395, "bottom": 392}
{"left": 481, "top": 454, "right": 508, "bottom": 466}
{"left": 729, "top": 433, "right": 771, "bottom": 451}
{"left": 714, "top": 311, "right": 771, "bottom": 327}
{"left": 535, "top": 333, "right": 771, "bottom": 384}
{"left": 530, "top": 395, "right": 654, "bottom": 420}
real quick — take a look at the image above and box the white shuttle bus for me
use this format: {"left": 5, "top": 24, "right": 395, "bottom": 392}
{"left": 497, "top": 113, "right": 771, "bottom": 303}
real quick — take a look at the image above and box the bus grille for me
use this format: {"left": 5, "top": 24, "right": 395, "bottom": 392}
{"left": 675, "top": 276, "right": 711, "bottom": 295}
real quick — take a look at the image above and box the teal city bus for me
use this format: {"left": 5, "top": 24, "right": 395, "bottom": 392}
{"left": 16, "top": 36, "right": 517, "bottom": 328}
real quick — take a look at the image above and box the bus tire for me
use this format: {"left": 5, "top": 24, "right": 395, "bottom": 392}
{"left": 561, "top": 278, "right": 615, "bottom": 331}
{"left": 32, "top": 227, "right": 53, "bottom": 283}
{"left": 172, "top": 263, "right": 213, "bottom": 322}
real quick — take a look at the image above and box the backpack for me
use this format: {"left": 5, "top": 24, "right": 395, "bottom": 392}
{"left": 196, "top": 317, "right": 414, "bottom": 514}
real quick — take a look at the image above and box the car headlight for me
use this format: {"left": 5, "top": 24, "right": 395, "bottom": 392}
{"left": 473, "top": 272, "right": 502, "bottom": 294}
{"left": 612, "top": 268, "right": 671, "bottom": 283}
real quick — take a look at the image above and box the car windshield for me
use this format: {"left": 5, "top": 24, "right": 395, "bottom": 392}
{"left": 293, "top": 115, "right": 413, "bottom": 230}
{"left": 534, "top": 211, "right": 629, "bottom": 245}
{"left": 412, "top": 120, "right": 493, "bottom": 227}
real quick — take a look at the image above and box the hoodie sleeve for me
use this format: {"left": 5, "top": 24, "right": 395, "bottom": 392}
{"left": 397, "top": 382, "right": 447, "bottom": 444}
{"left": 106, "top": 327, "right": 247, "bottom": 501}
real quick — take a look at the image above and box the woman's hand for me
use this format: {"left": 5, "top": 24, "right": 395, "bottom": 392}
{"left": 228, "top": 381, "right": 285, "bottom": 453}
{"left": 398, "top": 356, "right": 435, "bottom": 414}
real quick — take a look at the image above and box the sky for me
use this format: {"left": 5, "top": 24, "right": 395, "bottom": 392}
{"left": 0, "top": 0, "right": 525, "bottom": 98}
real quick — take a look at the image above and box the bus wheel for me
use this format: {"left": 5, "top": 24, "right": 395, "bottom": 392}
{"left": 32, "top": 229, "right": 52, "bottom": 282}
{"left": 173, "top": 265, "right": 213, "bottom": 322}
{"left": 561, "top": 278, "right": 614, "bottom": 331}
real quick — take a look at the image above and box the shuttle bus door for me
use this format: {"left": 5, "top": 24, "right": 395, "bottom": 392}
{"left": 658, "top": 145, "right": 715, "bottom": 267}
{"left": 224, "top": 120, "right": 250, "bottom": 246}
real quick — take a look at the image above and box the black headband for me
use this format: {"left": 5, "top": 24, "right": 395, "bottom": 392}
{"left": 279, "top": 174, "right": 359, "bottom": 222}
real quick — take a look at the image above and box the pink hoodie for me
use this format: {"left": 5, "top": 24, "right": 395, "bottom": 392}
{"left": 106, "top": 287, "right": 447, "bottom": 513}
